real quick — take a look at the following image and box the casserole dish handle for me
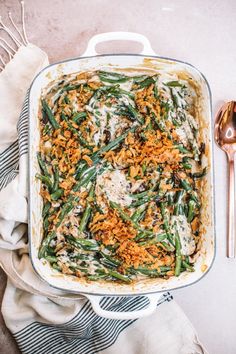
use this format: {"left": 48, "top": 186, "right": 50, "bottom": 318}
{"left": 85, "top": 293, "right": 162, "bottom": 320}
{"left": 82, "top": 31, "right": 156, "bottom": 57}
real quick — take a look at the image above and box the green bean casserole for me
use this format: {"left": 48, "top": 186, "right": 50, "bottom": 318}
{"left": 37, "top": 69, "right": 207, "bottom": 283}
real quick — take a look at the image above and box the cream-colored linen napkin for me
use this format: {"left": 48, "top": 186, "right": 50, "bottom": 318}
{"left": 0, "top": 5, "right": 208, "bottom": 354}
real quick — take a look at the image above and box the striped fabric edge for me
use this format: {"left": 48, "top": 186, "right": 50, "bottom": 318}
{"left": 0, "top": 92, "right": 29, "bottom": 191}
{"left": 13, "top": 293, "right": 172, "bottom": 354}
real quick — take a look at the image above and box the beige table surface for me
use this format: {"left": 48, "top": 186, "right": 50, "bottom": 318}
{"left": 0, "top": 0, "right": 236, "bottom": 353}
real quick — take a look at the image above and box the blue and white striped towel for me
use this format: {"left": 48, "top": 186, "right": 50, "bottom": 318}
{"left": 0, "top": 7, "right": 207, "bottom": 354}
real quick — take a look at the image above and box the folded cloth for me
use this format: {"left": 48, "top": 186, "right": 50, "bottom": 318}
{"left": 0, "top": 5, "right": 208, "bottom": 354}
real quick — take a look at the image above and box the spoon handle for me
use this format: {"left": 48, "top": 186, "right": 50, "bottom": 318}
{"left": 227, "top": 152, "right": 235, "bottom": 258}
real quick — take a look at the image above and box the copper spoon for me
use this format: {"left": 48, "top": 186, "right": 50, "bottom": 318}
{"left": 215, "top": 101, "right": 236, "bottom": 258}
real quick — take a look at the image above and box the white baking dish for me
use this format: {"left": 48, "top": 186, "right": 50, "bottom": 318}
{"left": 28, "top": 32, "right": 215, "bottom": 319}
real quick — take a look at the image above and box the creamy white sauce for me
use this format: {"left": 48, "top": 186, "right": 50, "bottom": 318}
{"left": 86, "top": 85, "right": 135, "bottom": 145}
{"left": 130, "top": 179, "right": 145, "bottom": 193}
{"left": 44, "top": 141, "right": 51, "bottom": 148}
{"left": 118, "top": 80, "right": 133, "bottom": 91}
{"left": 58, "top": 254, "right": 70, "bottom": 264}
{"left": 171, "top": 215, "right": 195, "bottom": 256}
{"left": 175, "top": 125, "right": 188, "bottom": 145}
{"left": 71, "top": 99, "right": 78, "bottom": 112}
{"left": 96, "top": 169, "right": 132, "bottom": 207}
{"left": 86, "top": 261, "right": 99, "bottom": 275}
{"left": 187, "top": 113, "right": 198, "bottom": 131}
{"left": 175, "top": 114, "right": 198, "bottom": 150}
{"left": 86, "top": 100, "right": 116, "bottom": 145}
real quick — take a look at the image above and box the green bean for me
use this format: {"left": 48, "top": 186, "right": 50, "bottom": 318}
{"left": 137, "top": 233, "right": 166, "bottom": 245}
{"left": 75, "top": 161, "right": 96, "bottom": 180}
{"left": 117, "top": 88, "right": 135, "bottom": 99}
{"left": 88, "top": 268, "right": 130, "bottom": 282}
{"left": 100, "top": 252, "right": 121, "bottom": 267}
{"left": 78, "top": 186, "right": 94, "bottom": 232}
{"left": 182, "top": 162, "right": 192, "bottom": 170}
{"left": 71, "top": 253, "right": 93, "bottom": 261}
{"left": 36, "top": 173, "right": 53, "bottom": 192}
{"left": 45, "top": 255, "right": 58, "bottom": 263}
{"left": 87, "top": 274, "right": 107, "bottom": 281}
{"left": 151, "top": 111, "right": 168, "bottom": 134}
{"left": 167, "top": 193, "right": 174, "bottom": 206}
{"left": 175, "top": 144, "right": 191, "bottom": 154}
{"left": 37, "top": 152, "right": 50, "bottom": 177}
{"left": 70, "top": 266, "right": 89, "bottom": 274}
{"left": 142, "top": 163, "right": 147, "bottom": 175}
{"left": 100, "top": 259, "right": 116, "bottom": 269}
{"left": 184, "top": 203, "right": 189, "bottom": 217}
{"left": 43, "top": 123, "right": 51, "bottom": 136}
{"left": 77, "top": 134, "right": 94, "bottom": 150}
{"left": 154, "top": 84, "right": 158, "bottom": 99}
{"left": 94, "top": 202, "right": 105, "bottom": 215}
{"left": 181, "top": 157, "right": 192, "bottom": 170}
{"left": 130, "top": 188, "right": 154, "bottom": 200}
{"left": 129, "top": 193, "right": 158, "bottom": 208}
{"left": 93, "top": 84, "right": 134, "bottom": 100}
{"left": 56, "top": 197, "right": 79, "bottom": 227}
{"left": 110, "top": 201, "right": 134, "bottom": 224}
{"left": 93, "top": 128, "right": 134, "bottom": 157}
{"left": 160, "top": 202, "right": 175, "bottom": 246}
{"left": 160, "top": 202, "right": 170, "bottom": 231}
{"left": 133, "top": 266, "right": 171, "bottom": 277}
{"left": 173, "top": 190, "right": 185, "bottom": 216}
{"left": 42, "top": 201, "right": 51, "bottom": 218}
{"left": 189, "top": 193, "right": 201, "bottom": 208}
{"left": 172, "top": 118, "right": 180, "bottom": 127}
{"left": 72, "top": 112, "right": 87, "bottom": 124}
{"left": 126, "top": 104, "right": 144, "bottom": 125}
{"left": 132, "top": 75, "right": 149, "bottom": 83}
{"left": 66, "top": 235, "right": 99, "bottom": 251}
{"left": 174, "top": 231, "right": 182, "bottom": 277}
{"left": 52, "top": 166, "right": 59, "bottom": 192}
{"left": 110, "top": 201, "right": 133, "bottom": 222}
{"left": 160, "top": 266, "right": 172, "bottom": 272}
{"left": 52, "top": 263, "right": 61, "bottom": 271}
{"left": 160, "top": 101, "right": 171, "bottom": 117}
{"left": 180, "top": 179, "right": 192, "bottom": 192}
{"left": 43, "top": 215, "right": 49, "bottom": 231}
{"left": 170, "top": 88, "right": 179, "bottom": 107}
{"left": 41, "top": 99, "right": 60, "bottom": 130}
{"left": 159, "top": 241, "right": 175, "bottom": 252}
{"left": 64, "top": 95, "right": 70, "bottom": 104}
{"left": 192, "top": 167, "right": 207, "bottom": 179}
{"left": 60, "top": 83, "right": 82, "bottom": 93}
{"left": 136, "top": 76, "right": 155, "bottom": 88}
{"left": 187, "top": 200, "right": 196, "bottom": 223}
{"left": 134, "top": 231, "right": 152, "bottom": 242}
{"left": 131, "top": 204, "right": 147, "bottom": 223}
{"left": 165, "top": 81, "right": 182, "bottom": 87}
{"left": 73, "top": 166, "right": 97, "bottom": 192}
{"left": 98, "top": 71, "right": 129, "bottom": 83}
{"left": 51, "top": 188, "right": 64, "bottom": 201}
{"left": 108, "top": 270, "right": 131, "bottom": 282}
{"left": 182, "top": 260, "right": 194, "bottom": 272}
{"left": 38, "top": 231, "right": 56, "bottom": 259}
{"left": 99, "top": 70, "right": 128, "bottom": 78}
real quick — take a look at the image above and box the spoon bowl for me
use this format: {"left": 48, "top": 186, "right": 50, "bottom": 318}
{"left": 215, "top": 101, "right": 236, "bottom": 152}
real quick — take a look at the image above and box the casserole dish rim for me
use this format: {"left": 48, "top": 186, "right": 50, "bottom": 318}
{"left": 28, "top": 53, "right": 216, "bottom": 297}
